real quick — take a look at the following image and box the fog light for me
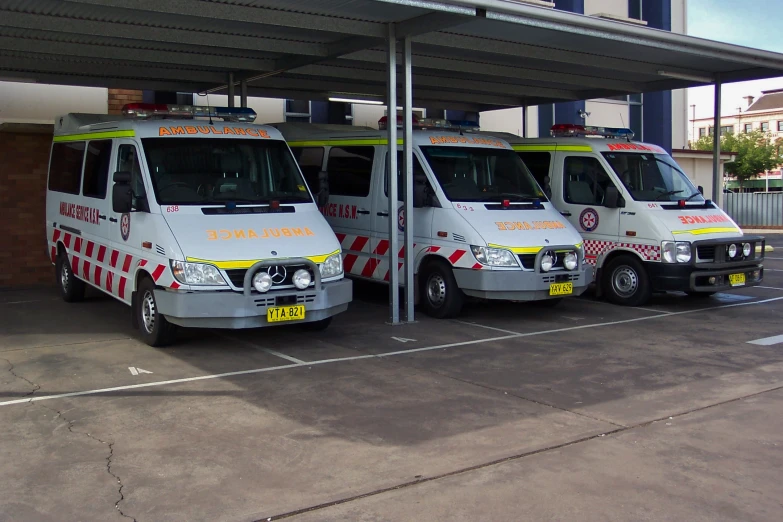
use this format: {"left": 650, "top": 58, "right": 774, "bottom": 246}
{"left": 753, "top": 270, "right": 761, "bottom": 281}
{"left": 708, "top": 276, "right": 717, "bottom": 285}
{"left": 563, "top": 251, "right": 578, "bottom": 271}
{"left": 743, "top": 243, "right": 752, "bottom": 257}
{"left": 293, "top": 269, "right": 312, "bottom": 289}
{"left": 541, "top": 253, "right": 554, "bottom": 272}
{"left": 728, "top": 244, "right": 737, "bottom": 258}
{"left": 253, "top": 272, "right": 273, "bottom": 293}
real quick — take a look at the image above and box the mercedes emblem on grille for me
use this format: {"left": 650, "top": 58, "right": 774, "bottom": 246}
{"left": 266, "top": 265, "right": 287, "bottom": 284}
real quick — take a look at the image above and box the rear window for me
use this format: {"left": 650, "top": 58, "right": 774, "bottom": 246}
{"left": 327, "top": 146, "right": 374, "bottom": 197}
{"left": 48, "top": 141, "right": 85, "bottom": 194}
{"left": 81, "top": 140, "right": 112, "bottom": 199}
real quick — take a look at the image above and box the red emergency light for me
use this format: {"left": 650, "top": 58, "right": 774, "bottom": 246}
{"left": 121, "top": 103, "right": 257, "bottom": 122}
{"left": 378, "top": 114, "right": 420, "bottom": 130}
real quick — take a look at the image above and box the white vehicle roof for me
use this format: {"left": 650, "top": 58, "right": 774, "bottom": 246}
{"left": 271, "top": 122, "right": 512, "bottom": 150}
{"left": 488, "top": 132, "right": 669, "bottom": 155}
{"left": 53, "top": 113, "right": 286, "bottom": 142}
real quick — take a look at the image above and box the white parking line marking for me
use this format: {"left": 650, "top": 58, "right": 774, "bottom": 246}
{"left": 765, "top": 257, "right": 783, "bottom": 260}
{"left": 2, "top": 296, "right": 782, "bottom": 409}
{"left": 756, "top": 286, "right": 783, "bottom": 290}
{"left": 635, "top": 307, "right": 674, "bottom": 314}
{"left": 764, "top": 268, "right": 783, "bottom": 272}
{"left": 747, "top": 334, "right": 783, "bottom": 346}
{"left": 453, "top": 321, "right": 522, "bottom": 335}
{"left": 213, "top": 333, "right": 306, "bottom": 364}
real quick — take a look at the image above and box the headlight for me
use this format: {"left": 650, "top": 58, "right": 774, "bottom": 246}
{"left": 471, "top": 246, "right": 519, "bottom": 267}
{"left": 170, "top": 260, "right": 227, "bottom": 285}
{"left": 253, "top": 272, "right": 273, "bottom": 293}
{"left": 541, "top": 252, "right": 555, "bottom": 272}
{"left": 662, "top": 241, "right": 691, "bottom": 263}
{"left": 743, "top": 242, "right": 751, "bottom": 257}
{"left": 563, "top": 251, "right": 578, "bottom": 270}
{"left": 293, "top": 269, "right": 312, "bottom": 289}
{"left": 319, "top": 253, "right": 343, "bottom": 278}
{"left": 728, "top": 244, "right": 737, "bottom": 258}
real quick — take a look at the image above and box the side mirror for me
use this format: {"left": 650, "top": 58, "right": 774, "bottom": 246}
{"left": 412, "top": 174, "right": 429, "bottom": 208}
{"left": 316, "top": 170, "right": 329, "bottom": 208}
{"left": 112, "top": 182, "right": 132, "bottom": 213}
{"left": 113, "top": 171, "right": 131, "bottom": 183}
{"left": 698, "top": 185, "right": 704, "bottom": 195}
{"left": 604, "top": 186, "right": 625, "bottom": 209}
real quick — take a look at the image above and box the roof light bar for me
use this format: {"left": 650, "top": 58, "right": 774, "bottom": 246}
{"left": 380, "top": 116, "right": 481, "bottom": 132}
{"left": 122, "top": 103, "right": 257, "bottom": 122}
{"left": 550, "top": 123, "right": 634, "bottom": 139}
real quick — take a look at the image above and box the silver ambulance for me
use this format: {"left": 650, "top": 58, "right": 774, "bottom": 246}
{"left": 46, "top": 104, "right": 351, "bottom": 346}
{"left": 498, "top": 124, "right": 764, "bottom": 306}
{"left": 274, "top": 119, "right": 590, "bottom": 318}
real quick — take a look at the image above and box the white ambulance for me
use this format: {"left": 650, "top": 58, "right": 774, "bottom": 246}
{"left": 497, "top": 124, "right": 764, "bottom": 306}
{"left": 273, "top": 119, "right": 590, "bottom": 318}
{"left": 46, "top": 104, "right": 351, "bottom": 346}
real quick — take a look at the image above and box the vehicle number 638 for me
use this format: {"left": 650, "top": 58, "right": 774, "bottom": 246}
{"left": 166, "top": 205, "right": 179, "bottom": 213}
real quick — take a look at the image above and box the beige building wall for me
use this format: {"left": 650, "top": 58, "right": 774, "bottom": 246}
{"left": 191, "top": 94, "right": 284, "bottom": 124}
{"left": 672, "top": 150, "right": 735, "bottom": 197}
{"left": 478, "top": 107, "right": 524, "bottom": 135}
{"left": 0, "top": 81, "right": 107, "bottom": 124}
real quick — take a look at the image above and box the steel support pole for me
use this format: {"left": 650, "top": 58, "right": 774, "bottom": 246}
{"left": 712, "top": 81, "right": 722, "bottom": 204}
{"left": 227, "top": 72, "right": 235, "bottom": 107}
{"left": 239, "top": 80, "right": 248, "bottom": 108}
{"left": 386, "top": 24, "right": 400, "bottom": 324}
{"left": 402, "top": 36, "right": 414, "bottom": 323}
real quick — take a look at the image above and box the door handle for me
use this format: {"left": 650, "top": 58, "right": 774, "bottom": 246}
{"left": 98, "top": 214, "right": 107, "bottom": 220}
{"left": 560, "top": 211, "right": 572, "bottom": 217}
{"left": 356, "top": 208, "right": 370, "bottom": 215}
{"left": 377, "top": 211, "right": 389, "bottom": 217}
{"left": 109, "top": 217, "right": 118, "bottom": 223}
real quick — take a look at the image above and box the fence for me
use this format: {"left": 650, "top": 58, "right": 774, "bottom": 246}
{"left": 721, "top": 192, "right": 783, "bottom": 227}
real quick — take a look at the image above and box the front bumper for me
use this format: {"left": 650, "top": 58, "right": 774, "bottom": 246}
{"left": 453, "top": 266, "right": 590, "bottom": 301}
{"left": 155, "top": 278, "right": 352, "bottom": 328}
{"left": 646, "top": 262, "right": 763, "bottom": 293}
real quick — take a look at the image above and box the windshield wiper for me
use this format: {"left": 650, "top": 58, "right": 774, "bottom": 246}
{"left": 655, "top": 190, "right": 684, "bottom": 201}
{"left": 476, "top": 192, "right": 543, "bottom": 202}
{"left": 684, "top": 192, "right": 703, "bottom": 201}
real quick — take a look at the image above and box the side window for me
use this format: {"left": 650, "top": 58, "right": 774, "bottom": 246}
{"left": 563, "top": 156, "right": 613, "bottom": 206}
{"left": 48, "top": 141, "right": 85, "bottom": 194}
{"left": 81, "top": 140, "right": 112, "bottom": 199}
{"left": 327, "top": 146, "right": 374, "bottom": 197}
{"left": 117, "top": 144, "right": 146, "bottom": 207}
{"left": 385, "top": 151, "right": 428, "bottom": 202}
{"left": 517, "top": 152, "right": 551, "bottom": 193}
{"left": 291, "top": 147, "right": 324, "bottom": 190}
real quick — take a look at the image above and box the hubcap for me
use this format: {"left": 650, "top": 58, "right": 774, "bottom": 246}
{"left": 427, "top": 273, "right": 447, "bottom": 307}
{"left": 141, "top": 290, "right": 156, "bottom": 333}
{"left": 612, "top": 265, "right": 639, "bottom": 298}
{"left": 60, "top": 261, "right": 70, "bottom": 293}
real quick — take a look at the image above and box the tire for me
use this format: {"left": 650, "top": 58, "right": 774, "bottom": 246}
{"left": 602, "top": 255, "right": 652, "bottom": 307}
{"left": 538, "top": 297, "right": 563, "bottom": 307}
{"left": 56, "top": 252, "right": 85, "bottom": 303}
{"left": 685, "top": 291, "right": 716, "bottom": 298}
{"left": 420, "top": 260, "right": 464, "bottom": 319}
{"left": 302, "top": 317, "right": 332, "bottom": 331}
{"left": 136, "top": 277, "right": 177, "bottom": 347}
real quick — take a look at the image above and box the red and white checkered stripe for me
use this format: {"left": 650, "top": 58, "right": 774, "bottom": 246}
{"left": 334, "top": 233, "right": 483, "bottom": 281}
{"left": 50, "top": 228, "right": 179, "bottom": 303}
{"left": 583, "top": 239, "right": 661, "bottom": 265}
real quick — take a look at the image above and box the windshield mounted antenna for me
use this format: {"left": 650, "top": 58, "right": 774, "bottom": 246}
{"left": 619, "top": 113, "right": 631, "bottom": 142}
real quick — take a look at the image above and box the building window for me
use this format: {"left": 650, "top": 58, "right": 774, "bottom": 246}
{"left": 778, "top": 121, "right": 783, "bottom": 132}
{"left": 720, "top": 125, "right": 734, "bottom": 136}
{"left": 708, "top": 127, "right": 715, "bottom": 136}
{"left": 285, "top": 100, "right": 311, "bottom": 123}
{"left": 761, "top": 122, "right": 770, "bottom": 132}
{"left": 698, "top": 128, "right": 707, "bottom": 138}
{"left": 745, "top": 123, "right": 753, "bottom": 133}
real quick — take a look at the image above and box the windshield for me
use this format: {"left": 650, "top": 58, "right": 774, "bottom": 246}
{"left": 602, "top": 152, "right": 704, "bottom": 202}
{"left": 420, "top": 146, "right": 546, "bottom": 203}
{"left": 141, "top": 138, "right": 312, "bottom": 205}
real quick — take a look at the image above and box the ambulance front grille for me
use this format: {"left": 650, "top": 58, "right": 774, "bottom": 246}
{"left": 225, "top": 265, "right": 315, "bottom": 290}
{"left": 253, "top": 294, "right": 316, "bottom": 308}
{"left": 541, "top": 274, "right": 577, "bottom": 283}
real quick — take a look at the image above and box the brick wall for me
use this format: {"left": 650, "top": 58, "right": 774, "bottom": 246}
{"left": 107, "top": 89, "right": 143, "bottom": 115}
{"left": 0, "top": 127, "right": 54, "bottom": 287}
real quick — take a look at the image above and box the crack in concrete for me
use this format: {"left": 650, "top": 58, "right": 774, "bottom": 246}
{"left": 2, "top": 358, "right": 136, "bottom": 521}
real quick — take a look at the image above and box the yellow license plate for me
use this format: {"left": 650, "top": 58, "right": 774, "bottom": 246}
{"left": 549, "top": 282, "right": 573, "bottom": 296}
{"left": 728, "top": 273, "right": 746, "bottom": 287}
{"left": 267, "top": 305, "right": 306, "bottom": 323}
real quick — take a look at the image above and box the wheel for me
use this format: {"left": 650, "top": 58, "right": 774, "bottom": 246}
{"left": 685, "top": 291, "right": 716, "bottom": 298}
{"left": 56, "top": 251, "right": 85, "bottom": 303}
{"left": 538, "top": 297, "right": 563, "bottom": 307}
{"left": 302, "top": 317, "right": 332, "bottom": 331}
{"left": 420, "top": 260, "right": 464, "bottom": 318}
{"left": 136, "top": 277, "right": 177, "bottom": 347}
{"left": 602, "top": 255, "right": 651, "bottom": 307}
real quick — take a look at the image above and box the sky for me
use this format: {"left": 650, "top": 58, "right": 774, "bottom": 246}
{"left": 687, "top": 0, "right": 783, "bottom": 120}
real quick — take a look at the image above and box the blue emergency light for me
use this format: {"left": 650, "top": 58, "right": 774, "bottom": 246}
{"left": 550, "top": 124, "right": 634, "bottom": 139}
{"left": 122, "top": 103, "right": 257, "bottom": 122}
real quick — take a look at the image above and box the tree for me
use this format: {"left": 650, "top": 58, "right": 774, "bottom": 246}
{"left": 693, "top": 130, "right": 783, "bottom": 191}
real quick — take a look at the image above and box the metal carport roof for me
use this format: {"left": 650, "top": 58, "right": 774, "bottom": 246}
{"left": 2, "top": 0, "right": 783, "bottom": 112}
